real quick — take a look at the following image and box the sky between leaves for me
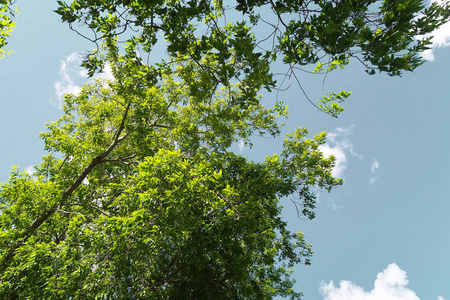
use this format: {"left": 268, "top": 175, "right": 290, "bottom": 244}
{"left": 1, "top": 0, "right": 450, "bottom": 299}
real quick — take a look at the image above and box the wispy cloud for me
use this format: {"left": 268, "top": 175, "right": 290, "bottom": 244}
{"left": 418, "top": 0, "right": 450, "bottom": 61}
{"left": 24, "top": 165, "right": 35, "bottom": 175}
{"left": 438, "top": 297, "right": 447, "bottom": 300}
{"left": 319, "top": 125, "right": 360, "bottom": 178}
{"left": 326, "top": 197, "right": 339, "bottom": 211}
{"left": 371, "top": 159, "right": 380, "bottom": 173}
{"left": 53, "top": 52, "right": 114, "bottom": 108}
{"left": 53, "top": 53, "right": 84, "bottom": 108}
{"left": 238, "top": 139, "right": 245, "bottom": 153}
{"left": 370, "top": 159, "right": 380, "bottom": 184}
{"left": 320, "top": 263, "right": 423, "bottom": 300}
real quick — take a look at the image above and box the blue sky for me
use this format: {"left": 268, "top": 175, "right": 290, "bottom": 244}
{"left": 1, "top": 1, "right": 450, "bottom": 299}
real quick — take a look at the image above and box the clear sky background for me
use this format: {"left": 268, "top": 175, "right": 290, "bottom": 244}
{"left": 1, "top": 1, "right": 450, "bottom": 299}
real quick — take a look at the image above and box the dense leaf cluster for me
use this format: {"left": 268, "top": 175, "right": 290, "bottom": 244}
{"left": 50, "top": 0, "right": 450, "bottom": 116}
{"left": 0, "top": 61, "right": 339, "bottom": 298}
{"left": 54, "top": 0, "right": 450, "bottom": 76}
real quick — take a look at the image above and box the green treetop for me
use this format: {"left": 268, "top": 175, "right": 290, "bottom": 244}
{"left": 0, "top": 59, "right": 340, "bottom": 299}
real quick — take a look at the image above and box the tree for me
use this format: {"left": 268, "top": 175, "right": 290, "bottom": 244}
{"left": 0, "top": 59, "right": 339, "bottom": 299}
{"left": 0, "top": 0, "right": 448, "bottom": 299}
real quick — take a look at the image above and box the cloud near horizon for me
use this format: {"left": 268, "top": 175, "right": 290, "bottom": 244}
{"left": 320, "top": 263, "right": 445, "bottom": 300}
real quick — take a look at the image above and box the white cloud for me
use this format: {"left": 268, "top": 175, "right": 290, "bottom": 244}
{"left": 53, "top": 52, "right": 114, "bottom": 108}
{"left": 102, "top": 64, "right": 114, "bottom": 81}
{"left": 320, "top": 263, "right": 421, "bottom": 300}
{"left": 92, "top": 63, "right": 114, "bottom": 82}
{"left": 371, "top": 159, "right": 380, "bottom": 173}
{"left": 238, "top": 139, "right": 245, "bottom": 153}
{"left": 53, "top": 52, "right": 84, "bottom": 108}
{"left": 24, "top": 165, "right": 35, "bottom": 175}
{"left": 418, "top": 0, "right": 450, "bottom": 61}
{"left": 319, "top": 143, "right": 347, "bottom": 177}
{"left": 370, "top": 159, "right": 380, "bottom": 184}
{"left": 438, "top": 296, "right": 447, "bottom": 300}
{"left": 319, "top": 125, "right": 360, "bottom": 178}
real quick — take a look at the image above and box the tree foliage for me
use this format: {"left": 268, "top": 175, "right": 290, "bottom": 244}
{"left": 48, "top": 0, "right": 450, "bottom": 118}
{"left": 0, "top": 0, "right": 449, "bottom": 299}
{"left": 0, "top": 0, "right": 16, "bottom": 58}
{"left": 0, "top": 59, "right": 339, "bottom": 299}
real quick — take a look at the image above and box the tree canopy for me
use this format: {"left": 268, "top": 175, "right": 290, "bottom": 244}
{"left": 0, "top": 0, "right": 449, "bottom": 299}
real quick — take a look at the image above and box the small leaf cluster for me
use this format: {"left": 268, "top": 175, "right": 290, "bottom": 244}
{"left": 0, "top": 0, "right": 17, "bottom": 59}
{"left": 317, "top": 91, "right": 352, "bottom": 118}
